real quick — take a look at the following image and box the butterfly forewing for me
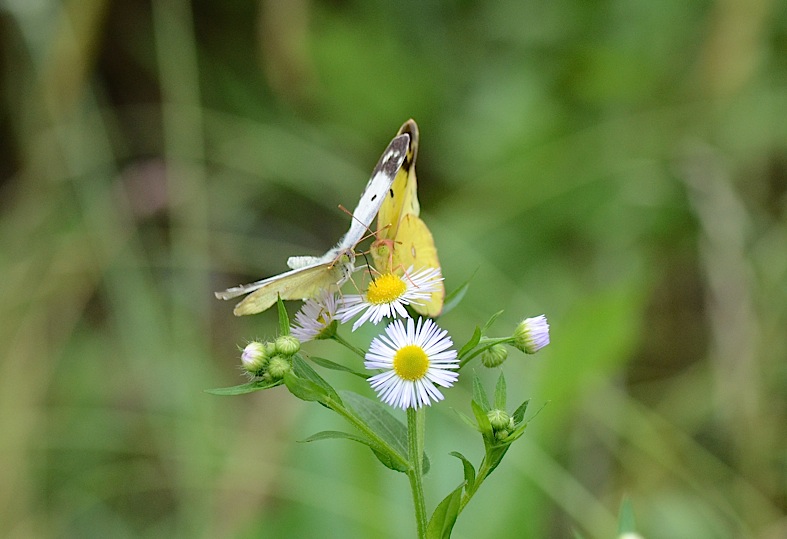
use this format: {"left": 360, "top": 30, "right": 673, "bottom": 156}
{"left": 376, "top": 119, "right": 420, "bottom": 243}
{"left": 336, "top": 133, "right": 410, "bottom": 251}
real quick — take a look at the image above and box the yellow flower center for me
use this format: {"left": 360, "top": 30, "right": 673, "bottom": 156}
{"left": 393, "top": 344, "right": 429, "bottom": 381}
{"left": 365, "top": 273, "right": 407, "bottom": 305}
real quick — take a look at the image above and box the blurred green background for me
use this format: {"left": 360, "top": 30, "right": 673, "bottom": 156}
{"left": 1, "top": 0, "right": 785, "bottom": 537}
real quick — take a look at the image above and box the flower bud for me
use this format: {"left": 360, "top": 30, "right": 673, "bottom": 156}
{"left": 513, "top": 315, "right": 550, "bottom": 354}
{"left": 481, "top": 344, "right": 508, "bottom": 368}
{"left": 267, "top": 355, "right": 292, "bottom": 380}
{"left": 487, "top": 409, "right": 511, "bottom": 431}
{"left": 275, "top": 335, "right": 300, "bottom": 356}
{"left": 240, "top": 342, "right": 268, "bottom": 374}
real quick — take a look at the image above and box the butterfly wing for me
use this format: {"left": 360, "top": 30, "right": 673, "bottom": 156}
{"left": 391, "top": 214, "right": 444, "bottom": 317}
{"left": 216, "top": 261, "right": 350, "bottom": 316}
{"left": 215, "top": 131, "right": 407, "bottom": 316}
{"left": 335, "top": 132, "right": 410, "bottom": 252}
{"left": 372, "top": 119, "right": 444, "bottom": 316}
{"left": 376, "top": 119, "right": 420, "bottom": 243}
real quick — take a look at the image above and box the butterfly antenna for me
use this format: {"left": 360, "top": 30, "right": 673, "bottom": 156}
{"left": 337, "top": 203, "right": 390, "bottom": 244}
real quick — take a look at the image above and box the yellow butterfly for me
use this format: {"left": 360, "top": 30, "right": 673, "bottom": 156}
{"left": 216, "top": 132, "right": 410, "bottom": 315}
{"left": 371, "top": 119, "right": 444, "bottom": 317}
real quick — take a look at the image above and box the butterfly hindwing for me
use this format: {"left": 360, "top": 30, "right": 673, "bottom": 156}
{"left": 392, "top": 214, "right": 443, "bottom": 317}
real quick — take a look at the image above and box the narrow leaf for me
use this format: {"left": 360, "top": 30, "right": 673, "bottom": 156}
{"left": 484, "top": 445, "right": 511, "bottom": 476}
{"left": 512, "top": 398, "right": 531, "bottom": 424}
{"left": 471, "top": 399, "right": 493, "bottom": 440}
{"left": 310, "top": 356, "right": 368, "bottom": 378}
{"left": 449, "top": 451, "right": 476, "bottom": 491}
{"left": 283, "top": 371, "right": 330, "bottom": 403}
{"left": 457, "top": 327, "right": 482, "bottom": 359}
{"left": 472, "top": 374, "right": 490, "bottom": 412}
{"left": 300, "top": 430, "right": 407, "bottom": 472}
{"left": 426, "top": 483, "right": 464, "bottom": 539}
{"left": 501, "top": 422, "right": 528, "bottom": 443}
{"left": 339, "top": 391, "right": 416, "bottom": 471}
{"left": 452, "top": 408, "right": 481, "bottom": 432}
{"left": 441, "top": 272, "right": 474, "bottom": 316}
{"left": 292, "top": 354, "right": 341, "bottom": 403}
{"left": 494, "top": 371, "right": 507, "bottom": 410}
{"left": 204, "top": 379, "right": 282, "bottom": 395}
{"left": 277, "top": 295, "right": 290, "bottom": 335}
{"left": 300, "top": 430, "right": 373, "bottom": 445}
{"left": 481, "top": 309, "right": 505, "bottom": 334}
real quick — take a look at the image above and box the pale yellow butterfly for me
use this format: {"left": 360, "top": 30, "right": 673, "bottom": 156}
{"left": 216, "top": 132, "right": 410, "bottom": 316}
{"left": 371, "top": 119, "right": 444, "bottom": 317}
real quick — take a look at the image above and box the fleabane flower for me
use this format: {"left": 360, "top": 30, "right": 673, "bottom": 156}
{"left": 513, "top": 315, "right": 550, "bottom": 354}
{"left": 365, "top": 317, "right": 458, "bottom": 410}
{"left": 338, "top": 266, "right": 442, "bottom": 331}
{"left": 291, "top": 291, "right": 340, "bottom": 342}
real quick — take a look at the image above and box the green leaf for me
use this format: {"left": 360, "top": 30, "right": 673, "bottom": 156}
{"left": 452, "top": 408, "right": 481, "bottom": 432}
{"left": 617, "top": 496, "right": 637, "bottom": 534}
{"left": 471, "top": 399, "right": 493, "bottom": 440}
{"left": 309, "top": 356, "right": 368, "bottom": 378}
{"left": 441, "top": 272, "right": 475, "bottom": 316}
{"left": 277, "top": 295, "right": 290, "bottom": 335}
{"left": 512, "top": 398, "right": 531, "bottom": 424}
{"left": 300, "top": 430, "right": 372, "bottom": 444}
{"left": 457, "top": 327, "right": 482, "bottom": 359}
{"left": 481, "top": 309, "right": 504, "bottom": 334}
{"left": 339, "top": 391, "right": 429, "bottom": 474}
{"left": 472, "top": 374, "right": 490, "bottom": 412}
{"left": 500, "top": 421, "right": 528, "bottom": 444}
{"left": 283, "top": 371, "right": 330, "bottom": 403}
{"left": 449, "top": 451, "right": 476, "bottom": 491}
{"left": 483, "top": 445, "right": 511, "bottom": 476}
{"left": 300, "top": 430, "right": 407, "bottom": 473}
{"left": 426, "top": 482, "right": 464, "bottom": 539}
{"left": 494, "top": 371, "right": 507, "bottom": 410}
{"left": 292, "top": 354, "right": 341, "bottom": 404}
{"left": 204, "top": 379, "right": 282, "bottom": 395}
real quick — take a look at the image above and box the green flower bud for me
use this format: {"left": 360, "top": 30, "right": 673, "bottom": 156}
{"left": 513, "top": 315, "right": 550, "bottom": 354}
{"left": 264, "top": 342, "right": 278, "bottom": 357}
{"left": 275, "top": 335, "right": 300, "bottom": 356}
{"left": 487, "top": 409, "right": 511, "bottom": 431}
{"left": 481, "top": 344, "right": 508, "bottom": 368}
{"left": 240, "top": 342, "right": 268, "bottom": 374}
{"left": 267, "top": 355, "right": 292, "bottom": 380}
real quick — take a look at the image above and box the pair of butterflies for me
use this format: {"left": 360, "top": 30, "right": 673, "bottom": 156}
{"left": 215, "top": 119, "right": 444, "bottom": 317}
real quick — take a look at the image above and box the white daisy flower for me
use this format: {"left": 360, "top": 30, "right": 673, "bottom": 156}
{"left": 290, "top": 291, "right": 340, "bottom": 342}
{"left": 365, "top": 317, "right": 459, "bottom": 410}
{"left": 338, "top": 266, "right": 443, "bottom": 331}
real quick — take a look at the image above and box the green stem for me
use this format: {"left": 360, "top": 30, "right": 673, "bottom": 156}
{"left": 458, "top": 336, "right": 515, "bottom": 369}
{"left": 458, "top": 456, "right": 491, "bottom": 513}
{"left": 331, "top": 333, "right": 367, "bottom": 359}
{"left": 407, "top": 407, "right": 428, "bottom": 538}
